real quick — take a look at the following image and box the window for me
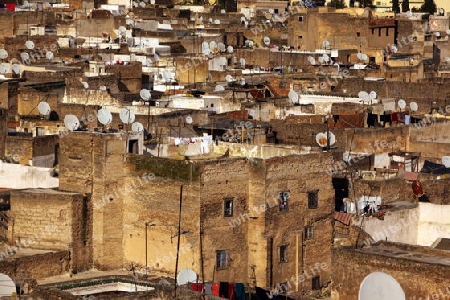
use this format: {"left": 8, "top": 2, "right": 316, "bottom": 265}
{"left": 278, "top": 191, "right": 290, "bottom": 211}
{"left": 386, "top": 28, "right": 389, "bottom": 36}
{"left": 356, "top": 32, "right": 360, "bottom": 37}
{"left": 274, "top": 9, "right": 278, "bottom": 14}
{"left": 308, "top": 190, "right": 318, "bottom": 209}
{"left": 298, "top": 35, "right": 303, "bottom": 39}
{"left": 216, "top": 250, "right": 228, "bottom": 269}
{"left": 298, "top": 16, "right": 303, "bottom": 22}
{"left": 378, "top": 28, "right": 381, "bottom": 37}
{"left": 312, "top": 275, "right": 321, "bottom": 290}
{"left": 224, "top": 198, "right": 233, "bottom": 217}
{"left": 36, "top": 127, "right": 44, "bottom": 136}
{"left": 304, "top": 226, "right": 314, "bottom": 240}
{"left": 279, "top": 245, "right": 288, "bottom": 263}
{"left": 371, "top": 28, "right": 374, "bottom": 35}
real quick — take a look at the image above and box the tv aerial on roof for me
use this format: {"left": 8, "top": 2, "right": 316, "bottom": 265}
{"left": 185, "top": 116, "right": 193, "bottom": 124}
{"left": 131, "top": 122, "right": 144, "bottom": 132}
{"left": 97, "top": 108, "right": 113, "bottom": 125}
{"left": 410, "top": 101, "right": 418, "bottom": 111}
{"left": 64, "top": 114, "right": 80, "bottom": 131}
{"left": 38, "top": 101, "right": 51, "bottom": 115}
{"left": 140, "top": 88, "right": 151, "bottom": 101}
{"left": 398, "top": 99, "right": 406, "bottom": 109}
{"left": 442, "top": 156, "right": 450, "bottom": 168}
{"left": 25, "top": 40, "right": 35, "bottom": 50}
{"left": 0, "top": 49, "right": 8, "bottom": 60}
{"left": 120, "top": 107, "right": 136, "bottom": 124}
{"left": 288, "top": 89, "right": 299, "bottom": 104}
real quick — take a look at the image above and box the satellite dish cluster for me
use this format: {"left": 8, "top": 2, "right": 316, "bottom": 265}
{"left": 0, "top": 49, "right": 21, "bottom": 75}
{"left": 357, "top": 52, "right": 369, "bottom": 62}
{"left": 397, "top": 99, "right": 419, "bottom": 111}
{"left": 201, "top": 40, "right": 232, "bottom": 55}
{"left": 358, "top": 90, "right": 377, "bottom": 104}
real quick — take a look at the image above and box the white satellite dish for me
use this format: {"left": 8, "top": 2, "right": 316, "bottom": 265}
{"left": 435, "top": 32, "right": 441, "bottom": 37}
{"left": 369, "top": 91, "right": 377, "bottom": 99}
{"left": 177, "top": 268, "right": 197, "bottom": 286}
{"left": 288, "top": 90, "right": 299, "bottom": 104}
{"left": 214, "top": 85, "right": 225, "bottom": 92}
{"left": 225, "top": 74, "right": 234, "bottom": 82}
{"left": 163, "top": 71, "right": 172, "bottom": 82}
{"left": 358, "top": 91, "right": 371, "bottom": 103}
{"left": 46, "top": 51, "right": 54, "bottom": 60}
{"left": 0, "top": 64, "right": 9, "bottom": 74}
{"left": 140, "top": 89, "right": 151, "bottom": 100}
{"left": 240, "top": 16, "right": 245, "bottom": 23}
{"left": 227, "top": 45, "right": 234, "bottom": 53}
{"left": 220, "top": 9, "right": 226, "bottom": 13}
{"left": 81, "top": 81, "right": 89, "bottom": 89}
{"left": 145, "top": 58, "right": 152, "bottom": 66}
{"left": 133, "top": 1, "right": 138, "bottom": 7}
{"left": 0, "top": 49, "right": 8, "bottom": 59}
{"left": 239, "top": 78, "right": 246, "bottom": 86}
{"left": 99, "top": 85, "right": 107, "bottom": 91}
{"left": 445, "top": 57, "right": 450, "bottom": 63}
{"left": 20, "top": 52, "right": 30, "bottom": 61}
{"left": 357, "top": 53, "right": 363, "bottom": 60}
{"left": 398, "top": 99, "right": 406, "bottom": 109}
{"left": 323, "top": 40, "right": 330, "bottom": 48}
{"left": 214, "top": 19, "right": 220, "bottom": 25}
{"left": 268, "top": 8, "right": 274, "bottom": 14}
{"left": 202, "top": 48, "right": 211, "bottom": 55}
{"left": 308, "top": 56, "right": 316, "bottom": 65}
{"left": 201, "top": 41, "right": 209, "bottom": 50}
{"left": 185, "top": 116, "right": 193, "bottom": 124}
{"left": 38, "top": 101, "right": 51, "bottom": 115}
{"left": 154, "top": 53, "right": 160, "bottom": 62}
{"left": 209, "top": 41, "right": 217, "bottom": 51}
{"left": 410, "top": 102, "right": 418, "bottom": 111}
{"left": 12, "top": 64, "right": 20, "bottom": 74}
{"left": 406, "top": 11, "right": 413, "bottom": 18}
{"left": 442, "top": 156, "right": 450, "bottom": 168}
{"left": 0, "top": 273, "right": 16, "bottom": 297}
{"left": 97, "top": 108, "right": 113, "bottom": 125}
{"left": 263, "top": 36, "right": 271, "bottom": 46}
{"left": 316, "top": 131, "right": 336, "bottom": 148}
{"left": 318, "top": 57, "right": 325, "bottom": 64}
{"left": 240, "top": 58, "right": 246, "bottom": 67}
{"left": 150, "top": 0, "right": 155, "bottom": 4}
{"left": 132, "top": 122, "right": 144, "bottom": 132}
{"left": 322, "top": 53, "right": 330, "bottom": 62}
{"left": 248, "top": 40, "right": 254, "bottom": 48}
{"left": 25, "top": 40, "right": 35, "bottom": 49}
{"left": 218, "top": 42, "right": 226, "bottom": 52}
{"left": 118, "top": 26, "right": 126, "bottom": 33}
{"left": 361, "top": 54, "right": 368, "bottom": 61}
{"left": 64, "top": 114, "right": 80, "bottom": 131}
{"left": 391, "top": 45, "right": 398, "bottom": 53}
{"left": 139, "top": 1, "right": 146, "bottom": 7}
{"left": 120, "top": 107, "right": 136, "bottom": 124}
{"left": 208, "top": 18, "right": 213, "bottom": 23}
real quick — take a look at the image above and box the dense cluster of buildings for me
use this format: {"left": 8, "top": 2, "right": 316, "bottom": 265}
{"left": 0, "top": 0, "right": 449, "bottom": 299}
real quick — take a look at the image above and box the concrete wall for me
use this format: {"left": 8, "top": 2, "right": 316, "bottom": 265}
{"left": 417, "top": 202, "right": 450, "bottom": 247}
{"left": 0, "top": 162, "right": 58, "bottom": 189}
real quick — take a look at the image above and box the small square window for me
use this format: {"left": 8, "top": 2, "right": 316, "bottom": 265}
{"left": 298, "top": 16, "right": 303, "bottom": 22}
{"left": 278, "top": 191, "right": 290, "bottom": 211}
{"left": 224, "top": 198, "right": 233, "bottom": 217}
{"left": 298, "top": 35, "right": 303, "bottom": 39}
{"left": 279, "top": 245, "right": 288, "bottom": 263}
{"left": 274, "top": 9, "right": 279, "bottom": 14}
{"left": 312, "top": 275, "right": 321, "bottom": 290}
{"left": 357, "top": 32, "right": 360, "bottom": 37}
{"left": 304, "top": 226, "right": 314, "bottom": 240}
{"left": 308, "top": 190, "right": 318, "bottom": 209}
{"left": 216, "top": 250, "right": 228, "bottom": 269}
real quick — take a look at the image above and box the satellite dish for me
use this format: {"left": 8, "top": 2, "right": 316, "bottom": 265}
{"left": 46, "top": 51, "right": 54, "bottom": 60}
{"left": 38, "top": 101, "right": 51, "bottom": 115}
{"left": 361, "top": 54, "right": 368, "bottom": 61}
{"left": 322, "top": 53, "right": 329, "bottom": 62}
{"left": 97, "top": 108, "right": 113, "bottom": 125}
{"left": 209, "top": 41, "right": 217, "bottom": 50}
{"left": 140, "top": 89, "right": 151, "bottom": 101}
{"left": 0, "top": 49, "right": 8, "bottom": 59}
{"left": 154, "top": 53, "right": 160, "bottom": 62}
{"left": 410, "top": 102, "right": 418, "bottom": 111}
{"left": 445, "top": 57, "right": 450, "bottom": 63}
{"left": 240, "top": 16, "right": 245, "bottom": 23}
{"left": 132, "top": 122, "right": 144, "bottom": 132}
{"left": 447, "top": 29, "right": 450, "bottom": 35}
{"left": 0, "top": 64, "right": 9, "bottom": 74}
{"left": 357, "top": 53, "right": 363, "bottom": 60}
{"left": 239, "top": 78, "right": 246, "bottom": 86}
{"left": 358, "top": 91, "right": 371, "bottom": 103}
{"left": 398, "top": 99, "right": 406, "bottom": 109}
{"left": 177, "top": 268, "right": 197, "bottom": 286}
{"left": 214, "top": 85, "right": 225, "bottom": 92}
{"left": 145, "top": 58, "right": 152, "bottom": 67}
{"left": 288, "top": 90, "right": 299, "bottom": 104}
{"left": 248, "top": 40, "right": 254, "bottom": 48}
{"left": 318, "top": 57, "right": 325, "bottom": 64}
{"left": 150, "top": 0, "right": 155, "bottom": 4}
{"left": 369, "top": 91, "right": 377, "bottom": 99}
{"left": 118, "top": 26, "right": 126, "bottom": 33}
{"left": 0, "top": 273, "right": 16, "bottom": 297}
{"left": 64, "top": 114, "right": 80, "bottom": 131}
{"left": 20, "top": 52, "right": 30, "bottom": 61}
{"left": 240, "top": 58, "right": 246, "bottom": 67}
{"left": 201, "top": 41, "right": 209, "bottom": 50}
{"left": 323, "top": 40, "right": 330, "bottom": 48}
{"left": 208, "top": 18, "right": 213, "bottom": 23}
{"left": 81, "top": 81, "right": 89, "bottom": 89}
{"left": 316, "top": 131, "right": 336, "bottom": 148}
{"left": 391, "top": 45, "right": 398, "bottom": 53}
{"left": 406, "top": 11, "right": 413, "bottom": 18}
{"left": 227, "top": 45, "right": 234, "bottom": 53}
{"left": 99, "top": 85, "right": 107, "bottom": 91}
{"left": 214, "top": 19, "right": 220, "bottom": 25}
{"left": 25, "top": 40, "right": 35, "bottom": 49}
{"left": 220, "top": 9, "right": 226, "bottom": 13}
{"left": 225, "top": 74, "right": 234, "bottom": 82}
{"left": 263, "top": 36, "right": 271, "bottom": 46}
{"left": 442, "top": 156, "right": 450, "bottom": 168}
{"left": 12, "top": 64, "right": 20, "bottom": 74}
{"left": 435, "top": 32, "right": 441, "bottom": 37}
{"left": 185, "top": 116, "right": 193, "bottom": 124}
{"left": 218, "top": 42, "right": 226, "bottom": 52}
{"left": 139, "top": 1, "right": 146, "bottom": 7}
{"left": 307, "top": 56, "right": 316, "bottom": 65}
{"left": 202, "top": 48, "right": 211, "bottom": 55}
{"left": 268, "top": 8, "right": 274, "bottom": 14}
{"left": 120, "top": 107, "right": 136, "bottom": 124}
{"left": 163, "top": 71, "right": 172, "bottom": 82}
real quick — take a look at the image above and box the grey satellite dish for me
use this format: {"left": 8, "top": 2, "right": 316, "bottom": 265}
{"left": 208, "top": 18, "right": 213, "bottom": 23}
{"left": 132, "top": 122, "right": 144, "bottom": 132}
{"left": 81, "top": 81, "right": 89, "bottom": 89}
{"left": 99, "top": 85, "right": 107, "bottom": 91}
{"left": 12, "top": 64, "right": 20, "bottom": 74}
{"left": 398, "top": 99, "right": 406, "bottom": 109}
{"left": 140, "top": 89, "right": 151, "bottom": 101}
{"left": 369, "top": 91, "right": 377, "bottom": 99}
{"left": 218, "top": 42, "right": 226, "bottom": 52}
{"left": 177, "top": 268, "right": 197, "bottom": 286}
{"left": 25, "top": 40, "right": 35, "bottom": 49}
{"left": 46, "top": 51, "right": 54, "bottom": 60}
{"left": 0, "top": 49, "right": 8, "bottom": 59}
{"left": 202, "top": 48, "right": 211, "bottom": 55}
{"left": 120, "top": 107, "right": 136, "bottom": 124}
{"left": 358, "top": 91, "right": 371, "bottom": 103}
{"left": 214, "top": 19, "right": 220, "bottom": 25}
{"left": 323, "top": 40, "right": 330, "bottom": 48}
{"left": 139, "top": 1, "right": 146, "bottom": 8}
{"left": 225, "top": 74, "right": 233, "bottom": 82}
{"left": 38, "top": 101, "right": 51, "bottom": 115}
{"left": 307, "top": 56, "right": 316, "bottom": 65}
{"left": 361, "top": 54, "right": 368, "bottom": 61}
{"left": 145, "top": 59, "right": 152, "bottom": 67}
{"left": 322, "top": 53, "right": 330, "bottom": 62}
{"left": 132, "top": 1, "right": 138, "bottom": 7}
{"left": 263, "top": 36, "right": 270, "bottom": 46}
{"left": 410, "top": 102, "right": 418, "bottom": 111}
{"left": 64, "top": 115, "right": 80, "bottom": 131}
{"left": 97, "top": 108, "right": 113, "bottom": 125}
{"left": 154, "top": 53, "right": 159, "bottom": 62}
{"left": 185, "top": 116, "right": 193, "bottom": 124}
{"left": 240, "top": 58, "right": 246, "bottom": 67}
{"left": 357, "top": 53, "right": 363, "bottom": 60}
{"left": 248, "top": 40, "right": 254, "bottom": 48}
{"left": 406, "top": 11, "right": 413, "bottom": 18}
{"left": 20, "top": 52, "right": 30, "bottom": 61}
{"left": 288, "top": 90, "right": 299, "bottom": 104}
{"left": 209, "top": 41, "right": 217, "bottom": 51}
{"left": 0, "top": 64, "right": 9, "bottom": 74}
{"left": 201, "top": 41, "right": 209, "bottom": 50}
{"left": 227, "top": 45, "right": 234, "bottom": 54}
{"left": 268, "top": 8, "right": 274, "bottom": 14}
{"left": 214, "top": 85, "right": 225, "bottom": 92}
{"left": 118, "top": 26, "right": 126, "bottom": 33}
{"left": 0, "top": 273, "right": 16, "bottom": 297}
{"left": 318, "top": 57, "right": 325, "bottom": 64}
{"left": 442, "top": 156, "right": 450, "bottom": 168}
{"left": 239, "top": 77, "right": 245, "bottom": 86}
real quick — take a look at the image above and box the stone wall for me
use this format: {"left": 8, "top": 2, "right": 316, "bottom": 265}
{"left": 5, "top": 135, "right": 59, "bottom": 166}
